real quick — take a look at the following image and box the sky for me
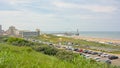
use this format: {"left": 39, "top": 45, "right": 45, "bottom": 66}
{"left": 0, "top": 0, "right": 120, "bottom": 31}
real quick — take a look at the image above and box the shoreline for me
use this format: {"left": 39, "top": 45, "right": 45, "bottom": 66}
{"left": 72, "top": 36, "right": 120, "bottom": 45}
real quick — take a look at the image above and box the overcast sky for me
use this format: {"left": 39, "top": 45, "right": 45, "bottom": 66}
{"left": 0, "top": 0, "right": 120, "bottom": 31}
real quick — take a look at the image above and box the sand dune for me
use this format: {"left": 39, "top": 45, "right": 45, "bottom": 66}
{"left": 73, "top": 36, "right": 120, "bottom": 44}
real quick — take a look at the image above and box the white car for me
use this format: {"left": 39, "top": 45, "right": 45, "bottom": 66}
{"left": 96, "top": 59, "right": 100, "bottom": 62}
{"left": 94, "top": 57, "right": 101, "bottom": 60}
{"left": 101, "top": 53, "right": 109, "bottom": 58}
{"left": 85, "top": 55, "right": 90, "bottom": 58}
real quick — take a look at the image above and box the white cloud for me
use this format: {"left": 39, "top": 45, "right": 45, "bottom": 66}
{"left": 5, "top": 0, "right": 33, "bottom": 5}
{"left": 0, "top": 10, "right": 23, "bottom": 16}
{"left": 0, "top": 0, "right": 119, "bottom": 31}
{"left": 0, "top": 11, "right": 59, "bottom": 26}
{"left": 0, "top": 10, "right": 60, "bottom": 30}
{"left": 82, "top": 5, "right": 117, "bottom": 13}
{"left": 53, "top": 1, "right": 118, "bottom": 13}
{"left": 98, "top": 0, "right": 119, "bottom": 4}
{"left": 61, "top": 14, "right": 112, "bottom": 20}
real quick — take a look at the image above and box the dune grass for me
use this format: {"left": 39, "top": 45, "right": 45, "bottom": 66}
{"left": 0, "top": 43, "right": 75, "bottom": 68}
{"left": 0, "top": 43, "right": 118, "bottom": 68}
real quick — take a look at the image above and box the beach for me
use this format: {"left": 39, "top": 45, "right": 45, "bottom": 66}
{"left": 73, "top": 36, "right": 120, "bottom": 45}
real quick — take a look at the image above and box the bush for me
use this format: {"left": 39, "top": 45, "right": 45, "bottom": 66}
{"left": 33, "top": 45, "right": 78, "bottom": 62}
{"left": 33, "top": 45, "right": 58, "bottom": 56}
{"left": 5, "top": 37, "right": 34, "bottom": 46}
{"left": 0, "top": 36, "right": 9, "bottom": 43}
{"left": 44, "top": 47, "right": 58, "bottom": 55}
{"left": 56, "top": 50, "right": 78, "bottom": 62}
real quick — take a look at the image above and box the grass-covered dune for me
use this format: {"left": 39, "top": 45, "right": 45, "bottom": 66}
{"left": 0, "top": 43, "right": 76, "bottom": 68}
{"left": 0, "top": 36, "right": 119, "bottom": 68}
{"left": 0, "top": 43, "right": 117, "bottom": 68}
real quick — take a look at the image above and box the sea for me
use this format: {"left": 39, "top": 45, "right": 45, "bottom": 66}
{"left": 44, "top": 31, "right": 120, "bottom": 40}
{"left": 78, "top": 31, "right": 120, "bottom": 40}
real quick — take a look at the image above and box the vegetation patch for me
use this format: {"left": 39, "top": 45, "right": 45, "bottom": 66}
{"left": 33, "top": 45, "right": 58, "bottom": 56}
{"left": 3, "top": 37, "right": 35, "bottom": 46}
{"left": 0, "top": 36, "right": 119, "bottom": 68}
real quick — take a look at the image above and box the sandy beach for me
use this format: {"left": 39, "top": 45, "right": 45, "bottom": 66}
{"left": 73, "top": 36, "right": 120, "bottom": 45}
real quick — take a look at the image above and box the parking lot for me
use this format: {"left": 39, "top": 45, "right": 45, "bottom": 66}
{"left": 55, "top": 45, "right": 120, "bottom": 66}
{"left": 81, "top": 52, "right": 120, "bottom": 66}
{"left": 26, "top": 38, "right": 120, "bottom": 66}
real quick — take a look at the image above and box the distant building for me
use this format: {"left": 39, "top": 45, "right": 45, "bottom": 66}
{"left": 6, "top": 26, "right": 19, "bottom": 36}
{"left": 0, "top": 25, "right": 2, "bottom": 35}
{"left": 0, "top": 25, "right": 3, "bottom": 35}
{"left": 0, "top": 25, "right": 1, "bottom": 31}
{"left": 64, "top": 32, "right": 73, "bottom": 36}
{"left": 21, "top": 29, "right": 40, "bottom": 38}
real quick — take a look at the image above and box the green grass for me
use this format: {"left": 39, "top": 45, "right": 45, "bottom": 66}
{"left": 0, "top": 43, "right": 74, "bottom": 68}
{"left": 0, "top": 43, "right": 118, "bottom": 68}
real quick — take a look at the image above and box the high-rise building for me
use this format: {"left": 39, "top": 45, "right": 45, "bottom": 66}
{"left": 6, "top": 26, "right": 18, "bottom": 36}
{"left": 0, "top": 25, "right": 2, "bottom": 31}
{"left": 0, "top": 25, "right": 1, "bottom": 30}
{"left": 0, "top": 25, "right": 2, "bottom": 35}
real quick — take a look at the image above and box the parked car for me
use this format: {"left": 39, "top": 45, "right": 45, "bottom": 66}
{"left": 56, "top": 45, "right": 61, "bottom": 48}
{"left": 85, "top": 55, "right": 90, "bottom": 58}
{"left": 66, "top": 47, "right": 74, "bottom": 51}
{"left": 74, "top": 48, "right": 78, "bottom": 51}
{"left": 96, "top": 59, "right": 100, "bottom": 62}
{"left": 78, "top": 49, "right": 83, "bottom": 52}
{"left": 87, "top": 50, "right": 93, "bottom": 54}
{"left": 108, "top": 55, "right": 119, "bottom": 60}
{"left": 91, "top": 52, "right": 98, "bottom": 55}
{"left": 94, "top": 57, "right": 101, "bottom": 60}
{"left": 98, "top": 52, "right": 103, "bottom": 56}
{"left": 104, "top": 59, "right": 111, "bottom": 64}
{"left": 101, "top": 53, "right": 109, "bottom": 57}
{"left": 83, "top": 50, "right": 89, "bottom": 53}
{"left": 80, "top": 53, "right": 86, "bottom": 56}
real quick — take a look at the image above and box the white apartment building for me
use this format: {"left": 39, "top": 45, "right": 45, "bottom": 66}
{"left": 21, "top": 29, "right": 40, "bottom": 38}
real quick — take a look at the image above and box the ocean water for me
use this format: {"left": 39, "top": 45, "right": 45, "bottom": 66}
{"left": 79, "top": 31, "right": 120, "bottom": 40}
{"left": 44, "top": 31, "right": 120, "bottom": 40}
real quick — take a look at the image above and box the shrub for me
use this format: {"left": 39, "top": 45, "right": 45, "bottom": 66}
{"left": 33, "top": 45, "right": 78, "bottom": 62}
{"left": 33, "top": 45, "right": 58, "bottom": 56}
{"left": 0, "top": 36, "right": 8, "bottom": 43}
{"left": 44, "top": 47, "right": 58, "bottom": 55}
{"left": 56, "top": 50, "right": 78, "bottom": 62}
{"left": 5, "top": 37, "right": 34, "bottom": 46}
